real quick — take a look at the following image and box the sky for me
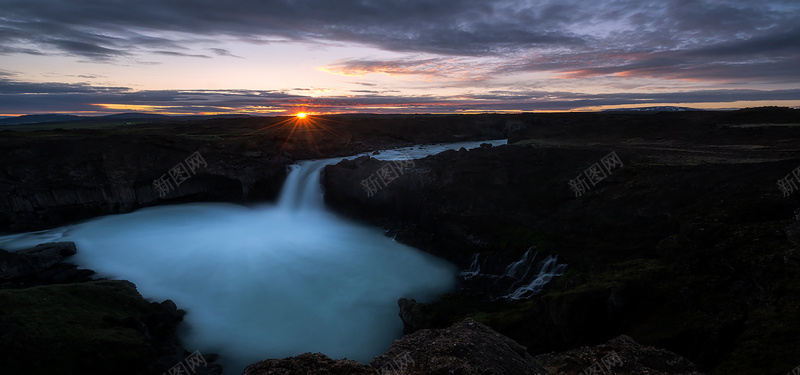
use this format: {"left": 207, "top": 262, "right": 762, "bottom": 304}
{"left": 1, "top": 0, "right": 799, "bottom": 116}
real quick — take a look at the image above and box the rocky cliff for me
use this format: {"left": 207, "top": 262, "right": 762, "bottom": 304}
{"left": 322, "top": 109, "right": 800, "bottom": 374}
{"left": 0, "top": 114, "right": 508, "bottom": 232}
{"left": 3, "top": 110, "right": 799, "bottom": 374}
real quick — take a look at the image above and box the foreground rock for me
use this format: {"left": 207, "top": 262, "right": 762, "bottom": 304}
{"left": 371, "top": 318, "right": 548, "bottom": 375}
{"left": 535, "top": 335, "right": 703, "bottom": 375}
{"left": 243, "top": 318, "right": 701, "bottom": 375}
{"left": 0, "top": 242, "right": 222, "bottom": 375}
{"left": 243, "top": 352, "right": 374, "bottom": 375}
{"left": 0, "top": 242, "right": 95, "bottom": 288}
{"left": 244, "top": 318, "right": 548, "bottom": 375}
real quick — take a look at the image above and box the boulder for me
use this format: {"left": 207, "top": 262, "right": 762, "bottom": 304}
{"left": 0, "top": 242, "right": 94, "bottom": 287}
{"left": 371, "top": 318, "right": 548, "bottom": 375}
{"left": 243, "top": 352, "right": 373, "bottom": 375}
{"left": 535, "top": 335, "right": 703, "bottom": 375}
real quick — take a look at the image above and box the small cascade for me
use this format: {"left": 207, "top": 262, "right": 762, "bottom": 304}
{"left": 460, "top": 247, "right": 567, "bottom": 300}
{"left": 461, "top": 253, "right": 482, "bottom": 279}
{"left": 503, "top": 247, "right": 535, "bottom": 280}
{"left": 504, "top": 253, "right": 567, "bottom": 300}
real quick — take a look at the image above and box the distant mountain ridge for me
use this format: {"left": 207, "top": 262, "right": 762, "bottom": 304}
{"left": 0, "top": 112, "right": 252, "bottom": 126}
{"left": 604, "top": 106, "right": 703, "bottom": 112}
{"left": 100, "top": 113, "right": 170, "bottom": 120}
{"left": 0, "top": 114, "right": 83, "bottom": 125}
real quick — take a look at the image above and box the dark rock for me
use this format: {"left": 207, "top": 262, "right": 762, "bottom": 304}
{"left": 322, "top": 111, "right": 800, "bottom": 373}
{"left": 535, "top": 335, "right": 703, "bottom": 375}
{"left": 243, "top": 352, "right": 373, "bottom": 375}
{"left": 786, "top": 210, "right": 800, "bottom": 250}
{"left": 0, "top": 280, "right": 220, "bottom": 375}
{"left": 398, "top": 298, "right": 427, "bottom": 334}
{"left": 0, "top": 242, "right": 94, "bottom": 287}
{"left": 242, "top": 318, "right": 552, "bottom": 375}
{"left": 0, "top": 242, "right": 223, "bottom": 375}
{"left": 370, "top": 317, "right": 548, "bottom": 375}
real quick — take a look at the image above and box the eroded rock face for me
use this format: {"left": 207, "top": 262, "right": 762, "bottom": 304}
{"left": 0, "top": 132, "right": 288, "bottom": 232}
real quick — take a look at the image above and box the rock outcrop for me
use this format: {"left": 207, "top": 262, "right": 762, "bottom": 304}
{"left": 0, "top": 242, "right": 94, "bottom": 288}
{"left": 535, "top": 335, "right": 703, "bottom": 375}
{"left": 243, "top": 352, "right": 374, "bottom": 375}
{"left": 0, "top": 242, "right": 222, "bottom": 375}
{"left": 243, "top": 318, "right": 549, "bottom": 375}
{"left": 371, "top": 318, "right": 548, "bottom": 375}
{"left": 242, "top": 318, "right": 703, "bottom": 375}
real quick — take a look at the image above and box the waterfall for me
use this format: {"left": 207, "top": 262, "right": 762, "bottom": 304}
{"left": 277, "top": 159, "right": 332, "bottom": 211}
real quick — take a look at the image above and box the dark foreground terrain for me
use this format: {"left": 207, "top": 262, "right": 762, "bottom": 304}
{"left": 1, "top": 108, "right": 799, "bottom": 374}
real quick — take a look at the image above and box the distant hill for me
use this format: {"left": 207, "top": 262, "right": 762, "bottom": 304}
{"left": 604, "top": 106, "right": 703, "bottom": 113}
{"left": 100, "top": 113, "right": 171, "bottom": 120}
{"left": 0, "top": 114, "right": 82, "bottom": 125}
{"left": 0, "top": 112, "right": 255, "bottom": 127}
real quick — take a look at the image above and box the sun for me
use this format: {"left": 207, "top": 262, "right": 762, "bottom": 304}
{"left": 296, "top": 112, "right": 307, "bottom": 119}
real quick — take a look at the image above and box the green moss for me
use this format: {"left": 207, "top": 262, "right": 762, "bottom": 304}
{"left": 0, "top": 280, "right": 169, "bottom": 375}
{"left": 546, "top": 258, "right": 666, "bottom": 297}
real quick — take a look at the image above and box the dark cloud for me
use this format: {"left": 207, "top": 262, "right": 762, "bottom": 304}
{"left": 324, "top": 58, "right": 450, "bottom": 76}
{"left": 0, "top": 79, "right": 130, "bottom": 94}
{"left": 4, "top": 0, "right": 791, "bottom": 56}
{"left": 5, "top": 0, "right": 498, "bottom": 58}
{"left": 1, "top": 0, "right": 797, "bottom": 84}
{"left": 47, "top": 39, "right": 129, "bottom": 58}
{"left": 0, "top": 45, "right": 46, "bottom": 55}
{"left": 348, "top": 82, "right": 378, "bottom": 87}
{"left": 209, "top": 48, "right": 242, "bottom": 58}
{"left": 1, "top": 77, "right": 797, "bottom": 115}
{"left": 153, "top": 50, "right": 211, "bottom": 58}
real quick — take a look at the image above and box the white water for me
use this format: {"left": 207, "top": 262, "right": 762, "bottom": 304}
{"left": 504, "top": 250, "right": 567, "bottom": 300}
{"left": 460, "top": 248, "right": 567, "bottom": 300}
{"left": 0, "top": 139, "right": 506, "bottom": 374}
